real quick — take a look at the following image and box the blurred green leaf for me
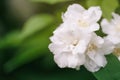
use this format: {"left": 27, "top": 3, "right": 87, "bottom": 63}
{"left": 86, "top": 0, "right": 119, "bottom": 20}
{"left": 101, "top": 0, "right": 118, "bottom": 20}
{"left": 20, "top": 14, "right": 54, "bottom": 39}
{"left": 93, "top": 54, "right": 120, "bottom": 80}
{"left": 86, "top": 0, "right": 102, "bottom": 7}
{"left": 0, "top": 31, "right": 21, "bottom": 49}
{"left": 30, "top": 0, "right": 71, "bottom": 4}
{"left": 0, "top": 14, "right": 54, "bottom": 49}
{"left": 4, "top": 23, "right": 56, "bottom": 73}
{"left": 4, "top": 35, "right": 49, "bottom": 73}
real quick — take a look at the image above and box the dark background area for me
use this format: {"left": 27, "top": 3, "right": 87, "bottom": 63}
{"left": 0, "top": 0, "right": 96, "bottom": 80}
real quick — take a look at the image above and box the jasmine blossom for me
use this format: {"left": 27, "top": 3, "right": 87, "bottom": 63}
{"left": 62, "top": 4, "right": 102, "bottom": 33}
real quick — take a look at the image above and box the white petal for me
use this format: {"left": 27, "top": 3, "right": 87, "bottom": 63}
{"left": 54, "top": 52, "right": 85, "bottom": 69}
{"left": 101, "top": 13, "right": 120, "bottom": 45}
{"left": 101, "top": 19, "right": 112, "bottom": 34}
{"left": 73, "top": 40, "right": 89, "bottom": 54}
{"left": 67, "top": 54, "right": 85, "bottom": 68}
{"left": 77, "top": 23, "right": 99, "bottom": 33}
{"left": 92, "top": 33, "right": 104, "bottom": 48}
{"left": 94, "top": 54, "right": 107, "bottom": 67}
{"left": 73, "top": 33, "right": 92, "bottom": 54}
{"left": 100, "top": 37, "right": 114, "bottom": 55}
{"left": 67, "top": 4, "right": 85, "bottom": 13}
{"left": 88, "top": 23, "right": 100, "bottom": 32}
{"left": 107, "top": 35, "right": 120, "bottom": 44}
{"left": 48, "top": 43, "right": 63, "bottom": 55}
{"left": 54, "top": 52, "right": 68, "bottom": 68}
{"left": 52, "top": 29, "right": 76, "bottom": 45}
{"left": 84, "top": 57, "right": 100, "bottom": 72}
{"left": 84, "top": 6, "right": 102, "bottom": 22}
{"left": 62, "top": 4, "right": 85, "bottom": 21}
{"left": 86, "top": 50, "right": 107, "bottom": 67}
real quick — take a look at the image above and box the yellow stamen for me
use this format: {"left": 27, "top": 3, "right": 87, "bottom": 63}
{"left": 113, "top": 48, "right": 120, "bottom": 57}
{"left": 72, "top": 40, "right": 78, "bottom": 46}
{"left": 88, "top": 43, "right": 97, "bottom": 51}
{"left": 78, "top": 20, "right": 88, "bottom": 27}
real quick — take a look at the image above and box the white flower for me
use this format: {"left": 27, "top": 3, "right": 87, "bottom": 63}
{"left": 49, "top": 24, "right": 91, "bottom": 69}
{"left": 101, "top": 13, "right": 120, "bottom": 61}
{"left": 84, "top": 33, "right": 113, "bottom": 72}
{"left": 48, "top": 4, "right": 110, "bottom": 72}
{"left": 62, "top": 4, "right": 102, "bottom": 33}
{"left": 49, "top": 25, "right": 111, "bottom": 72}
{"left": 101, "top": 13, "right": 120, "bottom": 44}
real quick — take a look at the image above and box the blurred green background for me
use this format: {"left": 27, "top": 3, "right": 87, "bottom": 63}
{"left": 0, "top": 0, "right": 120, "bottom": 80}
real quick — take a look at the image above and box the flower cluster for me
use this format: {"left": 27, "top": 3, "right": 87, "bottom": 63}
{"left": 101, "top": 13, "right": 120, "bottom": 61}
{"left": 48, "top": 4, "right": 117, "bottom": 72}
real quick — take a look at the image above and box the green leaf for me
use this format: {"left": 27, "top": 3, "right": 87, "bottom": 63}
{"left": 86, "top": 0, "right": 119, "bottom": 20}
{"left": 0, "top": 14, "right": 54, "bottom": 49}
{"left": 101, "top": 0, "right": 119, "bottom": 20}
{"left": 4, "top": 23, "right": 56, "bottom": 73}
{"left": 86, "top": 0, "right": 103, "bottom": 8}
{"left": 30, "top": 0, "right": 71, "bottom": 4}
{"left": 93, "top": 54, "right": 120, "bottom": 80}
{"left": 4, "top": 35, "right": 49, "bottom": 73}
{"left": 20, "top": 14, "right": 54, "bottom": 39}
{"left": 0, "top": 31, "right": 21, "bottom": 49}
